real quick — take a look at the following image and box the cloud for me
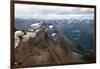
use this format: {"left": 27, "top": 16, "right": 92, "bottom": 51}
{"left": 15, "top": 4, "right": 94, "bottom": 18}
{"left": 80, "top": 8, "right": 94, "bottom": 14}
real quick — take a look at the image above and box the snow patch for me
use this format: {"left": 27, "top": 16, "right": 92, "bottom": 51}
{"left": 31, "top": 23, "right": 40, "bottom": 27}
{"left": 35, "top": 29, "right": 40, "bottom": 33}
{"left": 49, "top": 25, "right": 54, "bottom": 29}
{"left": 51, "top": 33, "right": 56, "bottom": 36}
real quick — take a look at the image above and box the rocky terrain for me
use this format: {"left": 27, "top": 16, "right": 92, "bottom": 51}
{"left": 14, "top": 21, "right": 84, "bottom": 68}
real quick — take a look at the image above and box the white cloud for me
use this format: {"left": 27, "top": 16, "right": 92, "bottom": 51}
{"left": 15, "top": 4, "right": 94, "bottom": 19}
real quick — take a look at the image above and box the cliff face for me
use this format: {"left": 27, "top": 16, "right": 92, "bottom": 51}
{"left": 14, "top": 30, "right": 83, "bottom": 68}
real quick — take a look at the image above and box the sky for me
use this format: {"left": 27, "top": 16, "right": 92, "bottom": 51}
{"left": 15, "top": 4, "right": 94, "bottom": 19}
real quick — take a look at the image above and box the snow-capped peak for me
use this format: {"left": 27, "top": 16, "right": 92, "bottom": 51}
{"left": 49, "top": 25, "right": 54, "bottom": 29}
{"left": 51, "top": 33, "right": 56, "bottom": 36}
{"left": 35, "top": 29, "right": 40, "bottom": 33}
{"left": 31, "top": 23, "right": 40, "bottom": 27}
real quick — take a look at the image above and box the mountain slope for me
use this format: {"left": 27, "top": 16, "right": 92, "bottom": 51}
{"left": 14, "top": 30, "right": 84, "bottom": 68}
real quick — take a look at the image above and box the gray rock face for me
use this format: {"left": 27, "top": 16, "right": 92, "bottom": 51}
{"left": 14, "top": 30, "right": 84, "bottom": 68}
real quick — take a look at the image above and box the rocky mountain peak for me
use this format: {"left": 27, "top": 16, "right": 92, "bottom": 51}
{"left": 15, "top": 28, "right": 84, "bottom": 68}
